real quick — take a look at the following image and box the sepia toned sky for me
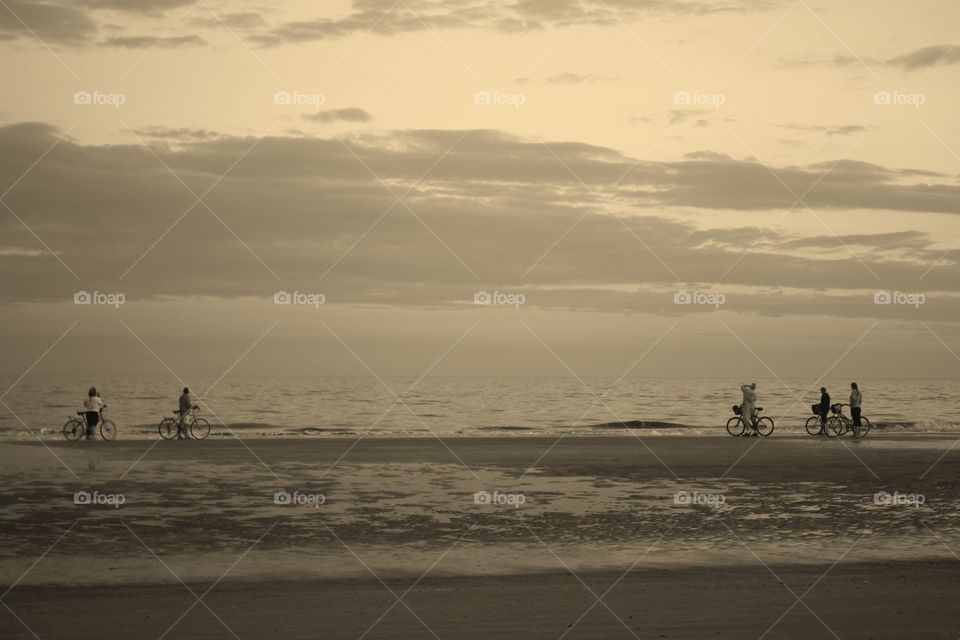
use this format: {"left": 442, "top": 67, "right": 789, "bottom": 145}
{"left": 2, "top": 0, "right": 960, "bottom": 379}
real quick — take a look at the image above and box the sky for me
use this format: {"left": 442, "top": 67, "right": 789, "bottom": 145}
{"left": 2, "top": 0, "right": 960, "bottom": 381}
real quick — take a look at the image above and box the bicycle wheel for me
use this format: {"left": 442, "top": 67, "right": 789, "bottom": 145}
{"left": 99, "top": 420, "right": 117, "bottom": 441}
{"left": 63, "top": 418, "right": 84, "bottom": 441}
{"left": 190, "top": 418, "right": 210, "bottom": 440}
{"left": 824, "top": 416, "right": 843, "bottom": 438}
{"left": 853, "top": 416, "right": 872, "bottom": 438}
{"left": 755, "top": 416, "right": 775, "bottom": 437}
{"left": 805, "top": 416, "right": 823, "bottom": 436}
{"left": 726, "top": 416, "right": 745, "bottom": 436}
{"left": 158, "top": 418, "right": 179, "bottom": 440}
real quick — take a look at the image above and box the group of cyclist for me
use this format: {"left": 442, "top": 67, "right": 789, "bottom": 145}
{"left": 735, "top": 381, "right": 864, "bottom": 436}
{"left": 76, "top": 386, "right": 198, "bottom": 440}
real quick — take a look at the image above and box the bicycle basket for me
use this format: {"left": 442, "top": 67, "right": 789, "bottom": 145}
{"left": 831, "top": 404, "right": 842, "bottom": 415}
{"left": 732, "top": 405, "right": 742, "bottom": 415}
{"left": 811, "top": 404, "right": 820, "bottom": 415}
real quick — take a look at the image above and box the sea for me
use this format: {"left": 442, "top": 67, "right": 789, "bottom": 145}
{"left": 1, "top": 376, "right": 957, "bottom": 440}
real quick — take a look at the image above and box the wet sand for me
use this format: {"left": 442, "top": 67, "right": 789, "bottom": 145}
{"left": 2, "top": 435, "right": 960, "bottom": 638}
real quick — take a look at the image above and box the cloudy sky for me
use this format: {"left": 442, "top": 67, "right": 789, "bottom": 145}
{"left": 2, "top": 0, "right": 960, "bottom": 379}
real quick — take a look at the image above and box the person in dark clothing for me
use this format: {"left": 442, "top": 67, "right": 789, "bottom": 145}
{"left": 818, "top": 387, "right": 831, "bottom": 431}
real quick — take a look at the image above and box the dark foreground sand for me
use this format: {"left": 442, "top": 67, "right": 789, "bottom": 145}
{"left": 2, "top": 435, "right": 960, "bottom": 638}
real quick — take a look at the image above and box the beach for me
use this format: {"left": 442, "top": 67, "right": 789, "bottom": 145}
{"left": 2, "top": 434, "right": 960, "bottom": 638}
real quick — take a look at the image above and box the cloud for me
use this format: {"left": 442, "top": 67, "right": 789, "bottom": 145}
{"left": 1, "top": 121, "right": 958, "bottom": 320}
{"left": 101, "top": 34, "right": 205, "bottom": 48}
{"left": 250, "top": 0, "right": 777, "bottom": 46}
{"left": 776, "top": 123, "right": 870, "bottom": 137}
{"left": 517, "top": 72, "right": 619, "bottom": 84}
{"left": 303, "top": 108, "right": 373, "bottom": 124}
{"left": 886, "top": 44, "right": 960, "bottom": 71}
{"left": 0, "top": 0, "right": 98, "bottom": 45}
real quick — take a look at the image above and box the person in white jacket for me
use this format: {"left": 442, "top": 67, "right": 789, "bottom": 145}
{"left": 740, "top": 383, "right": 758, "bottom": 434}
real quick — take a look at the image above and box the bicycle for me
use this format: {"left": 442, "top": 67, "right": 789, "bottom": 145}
{"left": 158, "top": 406, "right": 210, "bottom": 440}
{"left": 827, "top": 403, "right": 872, "bottom": 438}
{"left": 726, "top": 404, "right": 774, "bottom": 437}
{"left": 63, "top": 407, "right": 116, "bottom": 441}
{"left": 804, "top": 404, "right": 834, "bottom": 437}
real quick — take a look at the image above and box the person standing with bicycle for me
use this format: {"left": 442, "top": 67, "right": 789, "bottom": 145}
{"left": 850, "top": 382, "right": 863, "bottom": 429}
{"left": 82, "top": 387, "right": 103, "bottom": 440}
{"left": 178, "top": 387, "right": 193, "bottom": 440}
{"left": 740, "top": 383, "right": 757, "bottom": 435}
{"left": 818, "top": 387, "right": 831, "bottom": 433}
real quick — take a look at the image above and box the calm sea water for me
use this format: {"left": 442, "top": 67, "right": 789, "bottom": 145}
{"left": 1, "top": 376, "right": 957, "bottom": 440}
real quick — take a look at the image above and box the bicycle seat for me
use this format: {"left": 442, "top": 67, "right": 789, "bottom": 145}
{"left": 755, "top": 406, "right": 763, "bottom": 411}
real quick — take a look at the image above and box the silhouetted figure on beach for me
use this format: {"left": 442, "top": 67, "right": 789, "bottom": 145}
{"left": 850, "top": 382, "right": 863, "bottom": 428}
{"left": 818, "top": 387, "right": 831, "bottom": 432}
{"left": 740, "top": 382, "right": 758, "bottom": 436}
{"left": 178, "top": 387, "right": 193, "bottom": 440}
{"left": 82, "top": 387, "right": 103, "bottom": 440}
